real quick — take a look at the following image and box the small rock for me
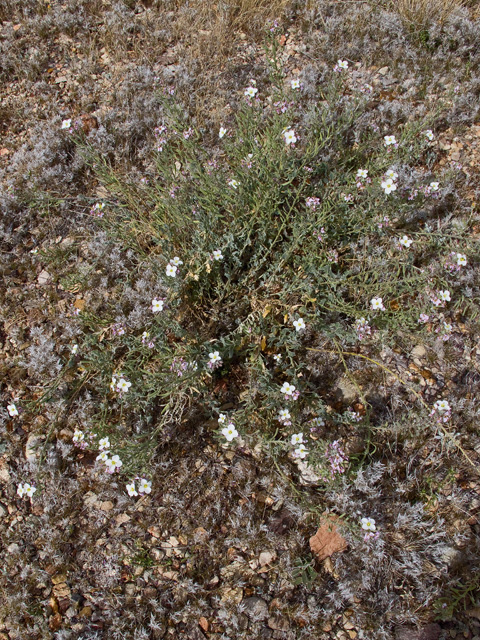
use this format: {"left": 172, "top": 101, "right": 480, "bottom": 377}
{"left": 199, "top": 617, "right": 209, "bottom": 632}
{"left": 25, "top": 433, "right": 43, "bottom": 461}
{"left": 295, "top": 458, "right": 321, "bottom": 486}
{"left": 99, "top": 501, "right": 114, "bottom": 512}
{"left": 37, "top": 270, "right": 52, "bottom": 285}
{"left": 115, "top": 513, "right": 130, "bottom": 525}
{"left": 268, "top": 616, "right": 289, "bottom": 631}
{"left": 378, "top": 66, "right": 389, "bottom": 75}
{"left": 259, "top": 550, "right": 276, "bottom": 566}
{"left": 335, "top": 377, "right": 358, "bottom": 403}
{"left": 220, "top": 587, "right": 243, "bottom": 605}
{"left": 243, "top": 596, "right": 269, "bottom": 621}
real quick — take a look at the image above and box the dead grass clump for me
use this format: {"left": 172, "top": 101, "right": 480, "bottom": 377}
{"left": 394, "top": 0, "right": 465, "bottom": 29}
{"left": 173, "top": 0, "right": 291, "bottom": 62}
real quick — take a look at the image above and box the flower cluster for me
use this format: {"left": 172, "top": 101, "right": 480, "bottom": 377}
{"left": 277, "top": 408, "right": 292, "bottom": 426}
{"left": 111, "top": 375, "right": 132, "bottom": 394}
{"left": 334, "top": 59, "right": 349, "bottom": 72}
{"left": 170, "top": 357, "right": 197, "bottom": 377}
{"left": 305, "top": 196, "right": 320, "bottom": 211}
{"left": 218, "top": 414, "right": 238, "bottom": 442}
{"left": 384, "top": 134, "right": 398, "bottom": 148}
{"left": 325, "top": 440, "right": 348, "bottom": 477}
{"left": 397, "top": 235, "right": 413, "bottom": 249}
{"left": 354, "top": 317, "right": 372, "bottom": 340}
{"left": 381, "top": 169, "right": 398, "bottom": 195}
{"left": 90, "top": 202, "right": 105, "bottom": 217}
{"left": 293, "top": 317, "right": 305, "bottom": 332}
{"left": 435, "top": 321, "right": 453, "bottom": 342}
{"left": 370, "top": 297, "right": 385, "bottom": 311}
{"left": 151, "top": 298, "right": 164, "bottom": 312}
{"left": 361, "top": 517, "right": 379, "bottom": 541}
{"left": 431, "top": 290, "right": 451, "bottom": 307}
{"left": 7, "top": 402, "right": 18, "bottom": 417}
{"left": 283, "top": 128, "right": 297, "bottom": 146}
{"left": 141, "top": 331, "right": 155, "bottom": 348}
{"left": 430, "top": 399, "right": 452, "bottom": 422}
{"left": 208, "top": 351, "right": 222, "bottom": 371}
{"left": 244, "top": 81, "right": 258, "bottom": 99}
{"left": 291, "top": 432, "right": 307, "bottom": 458}
{"left": 154, "top": 125, "right": 168, "bottom": 152}
{"left": 17, "top": 482, "right": 36, "bottom": 498}
{"left": 111, "top": 323, "right": 126, "bottom": 337}
{"left": 444, "top": 252, "right": 467, "bottom": 272}
{"left": 280, "top": 381, "right": 299, "bottom": 401}
{"left": 73, "top": 428, "right": 88, "bottom": 449}
{"left": 126, "top": 478, "right": 151, "bottom": 496}
{"left": 166, "top": 256, "right": 182, "bottom": 278}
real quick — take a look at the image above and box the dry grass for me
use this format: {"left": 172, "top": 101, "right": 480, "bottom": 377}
{"left": 394, "top": 0, "right": 465, "bottom": 28}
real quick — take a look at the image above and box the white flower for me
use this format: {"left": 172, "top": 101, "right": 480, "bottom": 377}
{"left": 291, "top": 432, "right": 303, "bottom": 445}
{"left": 222, "top": 423, "right": 238, "bottom": 441}
{"left": 96, "top": 451, "right": 109, "bottom": 462}
{"left": 99, "top": 437, "right": 110, "bottom": 450}
{"left": 219, "top": 126, "right": 227, "bottom": 138}
{"left": 399, "top": 235, "right": 413, "bottom": 248}
{"left": 429, "top": 181, "right": 439, "bottom": 192}
{"left": 385, "top": 169, "right": 398, "bottom": 181}
{"left": 73, "top": 429, "right": 84, "bottom": 443}
{"left": 228, "top": 179, "right": 239, "bottom": 189}
{"left": 212, "top": 249, "right": 223, "bottom": 261}
{"left": 456, "top": 253, "right": 467, "bottom": 266}
{"left": 434, "top": 399, "right": 451, "bottom": 413}
{"left": 151, "top": 298, "right": 164, "bottom": 312}
{"left": 126, "top": 482, "right": 138, "bottom": 497}
{"left": 280, "top": 382, "right": 296, "bottom": 396}
{"left": 361, "top": 517, "right": 376, "bottom": 531}
{"left": 293, "top": 317, "right": 306, "bottom": 332}
{"left": 70, "top": 344, "right": 78, "bottom": 356}
{"left": 170, "top": 256, "right": 183, "bottom": 266}
{"left": 105, "top": 454, "right": 122, "bottom": 473}
{"left": 61, "top": 119, "right": 71, "bottom": 129}
{"left": 425, "top": 130, "right": 434, "bottom": 141}
{"left": 293, "top": 444, "right": 308, "bottom": 459}
{"left": 209, "top": 351, "right": 221, "bottom": 364}
{"left": 218, "top": 413, "right": 227, "bottom": 425}
{"left": 283, "top": 129, "right": 297, "bottom": 146}
{"left": 7, "top": 403, "right": 18, "bottom": 417}
{"left": 166, "top": 264, "right": 177, "bottom": 277}
{"left": 381, "top": 178, "right": 397, "bottom": 195}
{"left": 337, "top": 59, "right": 349, "bottom": 70}
{"left": 384, "top": 135, "right": 397, "bottom": 146}
{"left": 291, "top": 78, "right": 300, "bottom": 89}
{"left": 18, "top": 482, "right": 36, "bottom": 498}
{"left": 138, "top": 478, "right": 152, "bottom": 494}
{"left": 273, "top": 354, "right": 282, "bottom": 363}
{"left": 370, "top": 297, "right": 385, "bottom": 311}
{"left": 278, "top": 408, "right": 291, "bottom": 423}
{"left": 356, "top": 169, "right": 368, "bottom": 179}
{"left": 244, "top": 86, "right": 258, "bottom": 98}
{"left": 25, "top": 483, "right": 36, "bottom": 498}
{"left": 110, "top": 375, "right": 118, "bottom": 392}
{"left": 438, "top": 290, "right": 451, "bottom": 302}
{"left": 117, "top": 378, "right": 131, "bottom": 393}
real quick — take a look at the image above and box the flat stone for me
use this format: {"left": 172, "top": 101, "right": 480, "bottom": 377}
{"left": 309, "top": 515, "right": 348, "bottom": 561}
{"left": 37, "top": 270, "right": 52, "bottom": 285}
{"left": 243, "top": 596, "right": 269, "bottom": 621}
